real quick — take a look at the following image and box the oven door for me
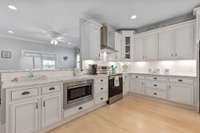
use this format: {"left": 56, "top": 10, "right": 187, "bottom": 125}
{"left": 67, "top": 83, "right": 92, "bottom": 103}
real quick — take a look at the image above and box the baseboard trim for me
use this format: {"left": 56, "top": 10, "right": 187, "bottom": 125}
{"left": 129, "top": 92, "right": 196, "bottom": 111}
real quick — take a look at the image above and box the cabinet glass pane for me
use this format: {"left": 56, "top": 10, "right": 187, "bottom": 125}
{"left": 125, "top": 37, "right": 131, "bottom": 59}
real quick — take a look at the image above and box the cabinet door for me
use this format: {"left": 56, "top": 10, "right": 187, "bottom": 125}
{"left": 123, "top": 75, "right": 130, "bottom": 96}
{"left": 131, "top": 79, "right": 144, "bottom": 94}
{"left": 143, "top": 33, "right": 158, "bottom": 60}
{"left": 134, "top": 37, "right": 144, "bottom": 61}
{"left": 114, "top": 32, "right": 122, "bottom": 60}
{"left": 80, "top": 19, "right": 101, "bottom": 60}
{"left": 197, "top": 11, "right": 200, "bottom": 42}
{"left": 168, "top": 84, "right": 193, "bottom": 105}
{"left": 175, "top": 23, "right": 194, "bottom": 59}
{"left": 42, "top": 94, "right": 61, "bottom": 128}
{"left": 10, "top": 99, "right": 39, "bottom": 133}
{"left": 158, "top": 29, "right": 176, "bottom": 59}
{"left": 122, "top": 31, "right": 134, "bottom": 60}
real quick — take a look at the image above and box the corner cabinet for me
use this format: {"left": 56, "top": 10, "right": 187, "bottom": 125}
{"left": 80, "top": 19, "right": 102, "bottom": 60}
{"left": 134, "top": 32, "right": 158, "bottom": 61}
{"left": 121, "top": 31, "right": 134, "bottom": 61}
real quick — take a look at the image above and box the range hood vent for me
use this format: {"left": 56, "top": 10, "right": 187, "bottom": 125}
{"left": 101, "top": 25, "right": 118, "bottom": 54}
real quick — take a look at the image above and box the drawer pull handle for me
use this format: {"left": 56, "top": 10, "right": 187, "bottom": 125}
{"left": 101, "top": 88, "right": 104, "bottom": 90}
{"left": 153, "top": 92, "right": 157, "bottom": 95}
{"left": 153, "top": 84, "right": 158, "bottom": 87}
{"left": 178, "top": 79, "right": 183, "bottom": 82}
{"left": 21, "top": 91, "right": 30, "bottom": 95}
{"left": 136, "top": 76, "right": 138, "bottom": 78}
{"left": 78, "top": 107, "right": 83, "bottom": 110}
{"left": 153, "top": 77, "right": 157, "bottom": 80}
{"left": 35, "top": 103, "right": 38, "bottom": 109}
{"left": 100, "top": 97, "right": 104, "bottom": 100}
{"left": 100, "top": 79, "right": 103, "bottom": 82}
{"left": 49, "top": 87, "right": 55, "bottom": 91}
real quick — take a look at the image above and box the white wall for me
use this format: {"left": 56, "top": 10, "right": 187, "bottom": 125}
{"left": 0, "top": 37, "right": 76, "bottom": 70}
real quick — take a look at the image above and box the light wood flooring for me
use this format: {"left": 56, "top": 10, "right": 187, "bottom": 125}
{"left": 49, "top": 96, "right": 200, "bottom": 133}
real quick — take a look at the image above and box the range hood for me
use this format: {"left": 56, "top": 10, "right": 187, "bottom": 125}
{"left": 101, "top": 25, "right": 118, "bottom": 54}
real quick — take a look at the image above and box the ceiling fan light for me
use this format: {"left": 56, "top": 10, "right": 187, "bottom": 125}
{"left": 50, "top": 39, "right": 58, "bottom": 45}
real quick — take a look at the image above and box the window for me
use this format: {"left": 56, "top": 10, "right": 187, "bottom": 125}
{"left": 22, "top": 50, "right": 57, "bottom": 70}
{"left": 42, "top": 59, "right": 56, "bottom": 70}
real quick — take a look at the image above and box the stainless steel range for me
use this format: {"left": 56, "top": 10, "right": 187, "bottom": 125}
{"left": 63, "top": 79, "right": 93, "bottom": 109}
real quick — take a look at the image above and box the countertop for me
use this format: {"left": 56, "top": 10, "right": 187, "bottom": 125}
{"left": 1, "top": 72, "right": 197, "bottom": 89}
{"left": 1, "top": 74, "right": 108, "bottom": 89}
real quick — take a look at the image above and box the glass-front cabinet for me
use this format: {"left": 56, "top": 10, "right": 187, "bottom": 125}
{"left": 121, "top": 31, "right": 135, "bottom": 60}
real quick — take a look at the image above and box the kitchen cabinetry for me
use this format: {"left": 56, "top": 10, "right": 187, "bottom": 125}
{"left": 10, "top": 99, "right": 39, "bottom": 133}
{"left": 6, "top": 83, "right": 62, "bottom": 133}
{"left": 107, "top": 32, "right": 122, "bottom": 61}
{"left": 158, "top": 21, "right": 194, "bottom": 60}
{"left": 121, "top": 31, "right": 134, "bottom": 61}
{"left": 134, "top": 32, "right": 158, "bottom": 61}
{"left": 123, "top": 74, "right": 130, "bottom": 96}
{"left": 41, "top": 94, "right": 61, "bottom": 128}
{"left": 80, "top": 19, "right": 102, "bottom": 60}
{"left": 130, "top": 74, "right": 195, "bottom": 106}
{"left": 130, "top": 75, "right": 144, "bottom": 94}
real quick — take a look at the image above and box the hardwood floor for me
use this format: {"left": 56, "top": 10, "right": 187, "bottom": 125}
{"left": 49, "top": 96, "right": 200, "bottom": 133}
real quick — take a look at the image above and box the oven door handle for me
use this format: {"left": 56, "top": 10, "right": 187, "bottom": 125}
{"left": 67, "top": 84, "right": 92, "bottom": 90}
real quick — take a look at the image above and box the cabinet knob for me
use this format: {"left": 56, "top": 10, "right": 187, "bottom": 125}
{"left": 101, "top": 88, "right": 104, "bottom": 90}
{"left": 49, "top": 87, "right": 55, "bottom": 91}
{"left": 100, "top": 97, "right": 104, "bottom": 100}
{"left": 178, "top": 79, "right": 183, "bottom": 82}
{"left": 153, "top": 84, "right": 158, "bottom": 87}
{"left": 21, "top": 91, "right": 30, "bottom": 95}
{"left": 100, "top": 79, "right": 103, "bottom": 82}
{"left": 153, "top": 77, "right": 157, "bottom": 80}
{"left": 78, "top": 106, "right": 83, "bottom": 110}
{"left": 153, "top": 92, "right": 157, "bottom": 95}
{"left": 35, "top": 103, "right": 38, "bottom": 109}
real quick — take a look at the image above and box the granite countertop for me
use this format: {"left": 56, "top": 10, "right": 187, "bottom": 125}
{"left": 1, "top": 74, "right": 108, "bottom": 89}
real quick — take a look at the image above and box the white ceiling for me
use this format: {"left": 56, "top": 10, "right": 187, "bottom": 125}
{"left": 0, "top": 0, "right": 199, "bottom": 47}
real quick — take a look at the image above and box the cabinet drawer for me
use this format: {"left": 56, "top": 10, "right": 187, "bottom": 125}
{"left": 94, "top": 84, "right": 108, "bottom": 94}
{"left": 42, "top": 85, "right": 60, "bottom": 94}
{"left": 64, "top": 101, "right": 94, "bottom": 118}
{"left": 145, "top": 76, "right": 167, "bottom": 81}
{"left": 131, "top": 75, "right": 144, "bottom": 79}
{"left": 144, "top": 81, "right": 168, "bottom": 90}
{"left": 94, "top": 78, "right": 108, "bottom": 85}
{"left": 145, "top": 88, "right": 167, "bottom": 99}
{"left": 169, "top": 77, "right": 193, "bottom": 84}
{"left": 11, "top": 88, "right": 38, "bottom": 101}
{"left": 94, "top": 92, "right": 108, "bottom": 104}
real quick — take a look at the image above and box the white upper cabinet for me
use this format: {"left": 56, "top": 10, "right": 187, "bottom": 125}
{"left": 158, "top": 21, "right": 194, "bottom": 60}
{"left": 134, "top": 32, "right": 158, "bottom": 61}
{"left": 134, "top": 37, "right": 144, "bottom": 61}
{"left": 194, "top": 8, "right": 200, "bottom": 43}
{"left": 158, "top": 29, "right": 176, "bottom": 59}
{"left": 143, "top": 33, "right": 158, "bottom": 60}
{"left": 80, "top": 19, "right": 102, "bottom": 60}
{"left": 175, "top": 23, "right": 194, "bottom": 59}
{"left": 121, "top": 31, "right": 134, "bottom": 61}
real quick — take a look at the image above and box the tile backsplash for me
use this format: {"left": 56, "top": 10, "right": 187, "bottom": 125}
{"left": 83, "top": 60, "right": 197, "bottom": 76}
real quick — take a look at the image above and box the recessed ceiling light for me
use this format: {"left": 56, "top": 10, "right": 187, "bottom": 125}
{"left": 8, "top": 30, "right": 14, "bottom": 34}
{"left": 8, "top": 5, "right": 17, "bottom": 10}
{"left": 130, "top": 15, "right": 137, "bottom": 20}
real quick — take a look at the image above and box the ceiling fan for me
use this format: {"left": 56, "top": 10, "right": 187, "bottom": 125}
{"left": 46, "top": 31, "right": 69, "bottom": 45}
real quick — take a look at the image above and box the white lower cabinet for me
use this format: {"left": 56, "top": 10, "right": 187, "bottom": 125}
{"left": 168, "top": 84, "right": 194, "bottom": 105}
{"left": 41, "top": 94, "right": 61, "bottom": 128}
{"left": 6, "top": 83, "right": 62, "bottom": 133}
{"left": 130, "top": 75, "right": 144, "bottom": 94}
{"left": 130, "top": 74, "right": 195, "bottom": 106}
{"left": 10, "top": 99, "right": 39, "bottom": 133}
{"left": 123, "top": 74, "right": 130, "bottom": 96}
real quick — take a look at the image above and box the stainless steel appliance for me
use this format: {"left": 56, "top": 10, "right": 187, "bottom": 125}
{"left": 63, "top": 80, "right": 93, "bottom": 109}
{"left": 108, "top": 74, "right": 123, "bottom": 104}
{"left": 88, "top": 64, "right": 97, "bottom": 75}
